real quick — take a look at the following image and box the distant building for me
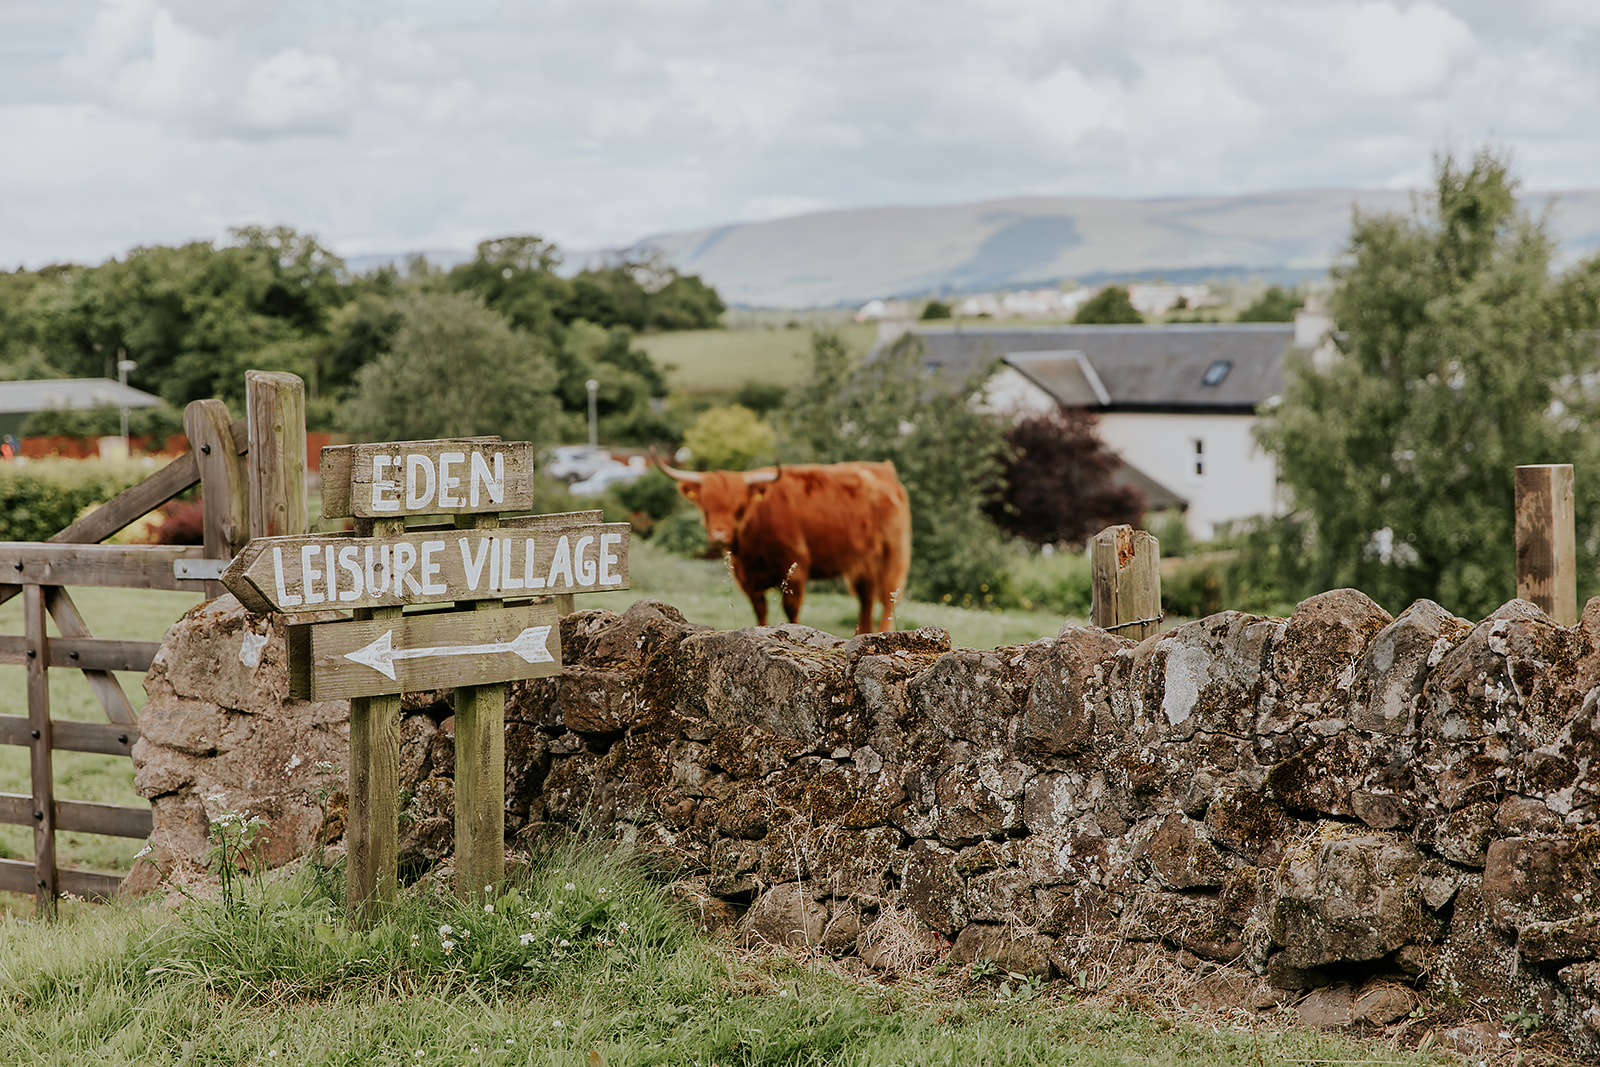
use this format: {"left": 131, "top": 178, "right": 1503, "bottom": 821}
{"left": 0, "top": 378, "right": 165, "bottom": 440}
{"left": 911, "top": 321, "right": 1309, "bottom": 540}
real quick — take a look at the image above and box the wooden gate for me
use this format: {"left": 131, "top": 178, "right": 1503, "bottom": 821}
{"left": 0, "top": 372, "right": 305, "bottom": 916}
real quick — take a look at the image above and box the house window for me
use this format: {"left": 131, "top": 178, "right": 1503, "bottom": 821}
{"left": 1202, "top": 360, "right": 1232, "bottom": 387}
{"left": 1190, "top": 438, "right": 1206, "bottom": 480}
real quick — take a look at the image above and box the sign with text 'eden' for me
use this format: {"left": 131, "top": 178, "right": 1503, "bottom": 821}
{"left": 320, "top": 440, "right": 537, "bottom": 519}
{"left": 222, "top": 521, "right": 630, "bottom": 614}
{"left": 288, "top": 602, "right": 562, "bottom": 700}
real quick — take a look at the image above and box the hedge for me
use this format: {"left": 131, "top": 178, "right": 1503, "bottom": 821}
{"left": 0, "top": 459, "right": 155, "bottom": 543}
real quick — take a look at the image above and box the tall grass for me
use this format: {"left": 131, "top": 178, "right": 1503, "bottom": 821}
{"left": 0, "top": 835, "right": 1449, "bottom": 1067}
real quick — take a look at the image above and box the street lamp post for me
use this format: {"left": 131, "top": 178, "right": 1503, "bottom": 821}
{"left": 117, "top": 354, "right": 137, "bottom": 446}
{"left": 585, "top": 378, "right": 599, "bottom": 448}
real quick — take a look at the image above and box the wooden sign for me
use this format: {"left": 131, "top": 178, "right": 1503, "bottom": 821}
{"left": 320, "top": 440, "right": 537, "bottom": 519}
{"left": 288, "top": 602, "right": 561, "bottom": 700}
{"left": 222, "top": 520, "right": 630, "bottom": 614}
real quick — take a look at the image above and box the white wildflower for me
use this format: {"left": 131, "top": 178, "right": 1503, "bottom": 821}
{"left": 559, "top": 939, "right": 570, "bottom": 947}
{"left": 564, "top": 882, "right": 576, "bottom": 891}
{"left": 483, "top": 903, "right": 495, "bottom": 914}
{"left": 551, "top": 1020, "right": 564, "bottom": 1030}
{"left": 520, "top": 932, "right": 536, "bottom": 946}
{"left": 617, "top": 921, "right": 629, "bottom": 934}
{"left": 439, "top": 924, "right": 453, "bottom": 937}
{"left": 441, "top": 939, "right": 455, "bottom": 953}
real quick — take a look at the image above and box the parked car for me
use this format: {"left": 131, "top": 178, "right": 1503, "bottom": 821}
{"left": 569, "top": 461, "right": 649, "bottom": 497}
{"left": 545, "top": 445, "right": 614, "bottom": 482}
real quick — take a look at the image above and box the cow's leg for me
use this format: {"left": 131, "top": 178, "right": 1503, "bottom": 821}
{"left": 780, "top": 562, "right": 807, "bottom": 623}
{"left": 854, "top": 585, "right": 875, "bottom": 634}
{"left": 875, "top": 578, "right": 899, "bottom": 632}
{"left": 748, "top": 590, "right": 769, "bottom": 626}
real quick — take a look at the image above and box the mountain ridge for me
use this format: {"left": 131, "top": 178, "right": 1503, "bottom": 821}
{"left": 351, "top": 187, "right": 1600, "bottom": 309}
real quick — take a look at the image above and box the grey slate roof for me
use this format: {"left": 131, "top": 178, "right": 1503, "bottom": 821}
{"left": 0, "top": 378, "right": 165, "bottom": 416}
{"left": 912, "top": 323, "right": 1297, "bottom": 412}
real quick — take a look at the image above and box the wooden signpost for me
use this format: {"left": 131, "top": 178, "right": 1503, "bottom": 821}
{"left": 222, "top": 438, "right": 630, "bottom": 920}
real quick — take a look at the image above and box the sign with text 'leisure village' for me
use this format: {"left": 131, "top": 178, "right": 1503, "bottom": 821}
{"left": 222, "top": 521, "right": 630, "bottom": 615}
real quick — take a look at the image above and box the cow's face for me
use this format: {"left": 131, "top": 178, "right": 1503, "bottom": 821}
{"left": 678, "top": 471, "right": 774, "bottom": 550}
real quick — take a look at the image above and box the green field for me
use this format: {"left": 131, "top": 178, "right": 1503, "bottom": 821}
{"left": 635, "top": 323, "right": 879, "bottom": 393}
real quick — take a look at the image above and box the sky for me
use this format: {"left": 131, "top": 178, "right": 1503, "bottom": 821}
{"left": 2, "top": 0, "right": 1598, "bottom": 270}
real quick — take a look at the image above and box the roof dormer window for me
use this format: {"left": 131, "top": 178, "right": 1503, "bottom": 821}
{"left": 1201, "top": 360, "right": 1232, "bottom": 387}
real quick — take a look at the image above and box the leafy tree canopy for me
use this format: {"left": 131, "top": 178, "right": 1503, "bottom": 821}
{"left": 681, "top": 404, "right": 776, "bottom": 470}
{"left": 1237, "top": 285, "right": 1304, "bottom": 323}
{"left": 1255, "top": 147, "right": 1600, "bottom": 617}
{"left": 1072, "top": 286, "right": 1143, "bottom": 325}
{"left": 985, "top": 409, "right": 1145, "bottom": 546}
{"left": 777, "top": 331, "right": 1011, "bottom": 602}
{"left": 343, "top": 291, "right": 561, "bottom": 445}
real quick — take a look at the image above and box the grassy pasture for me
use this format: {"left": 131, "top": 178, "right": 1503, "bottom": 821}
{"left": 0, "top": 838, "right": 1452, "bottom": 1067}
{"left": 635, "top": 323, "right": 879, "bottom": 393}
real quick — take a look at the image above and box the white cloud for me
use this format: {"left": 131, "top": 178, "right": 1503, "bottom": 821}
{"left": 3, "top": 0, "right": 1598, "bottom": 269}
{"left": 239, "top": 49, "right": 350, "bottom": 135}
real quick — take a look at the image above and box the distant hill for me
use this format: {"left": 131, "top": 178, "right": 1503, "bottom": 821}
{"left": 624, "top": 188, "right": 1600, "bottom": 308}
{"left": 348, "top": 188, "right": 1600, "bottom": 309}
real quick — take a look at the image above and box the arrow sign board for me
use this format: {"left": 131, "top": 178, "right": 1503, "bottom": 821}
{"left": 321, "top": 440, "right": 538, "bottom": 519}
{"left": 223, "top": 520, "right": 630, "bottom": 614}
{"left": 288, "top": 602, "right": 562, "bottom": 700}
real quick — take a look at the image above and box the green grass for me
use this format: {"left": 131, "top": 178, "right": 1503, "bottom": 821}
{"left": 636, "top": 323, "right": 879, "bottom": 393}
{"left": 0, "top": 838, "right": 1451, "bottom": 1067}
{"left": 589, "top": 538, "right": 1077, "bottom": 648}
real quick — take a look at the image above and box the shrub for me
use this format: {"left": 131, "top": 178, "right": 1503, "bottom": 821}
{"left": 1002, "top": 545, "right": 1092, "bottom": 616}
{"left": 680, "top": 405, "right": 775, "bottom": 471}
{"left": 1072, "top": 286, "right": 1143, "bottom": 325}
{"left": 651, "top": 508, "right": 712, "bottom": 557}
{"left": 0, "top": 459, "right": 151, "bottom": 542}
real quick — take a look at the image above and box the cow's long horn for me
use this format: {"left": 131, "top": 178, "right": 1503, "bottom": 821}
{"left": 650, "top": 448, "right": 704, "bottom": 483}
{"left": 743, "top": 465, "right": 780, "bottom": 485}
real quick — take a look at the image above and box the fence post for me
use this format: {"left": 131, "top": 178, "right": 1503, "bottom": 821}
{"left": 452, "top": 514, "right": 506, "bottom": 900}
{"left": 346, "top": 518, "right": 404, "bottom": 925}
{"left": 183, "top": 399, "right": 248, "bottom": 599}
{"left": 1515, "top": 464, "right": 1577, "bottom": 626}
{"left": 24, "top": 584, "right": 56, "bottom": 918}
{"left": 1091, "top": 524, "right": 1162, "bottom": 642}
{"left": 246, "top": 371, "right": 308, "bottom": 539}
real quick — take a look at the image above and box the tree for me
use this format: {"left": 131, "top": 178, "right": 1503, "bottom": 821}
{"left": 777, "top": 330, "right": 1011, "bottom": 603}
{"left": 344, "top": 291, "right": 561, "bottom": 444}
{"left": 985, "top": 409, "right": 1145, "bottom": 545}
{"left": 1237, "top": 285, "right": 1304, "bottom": 323}
{"left": 447, "top": 236, "right": 572, "bottom": 342}
{"left": 920, "top": 299, "right": 952, "bottom": 321}
{"left": 1072, "top": 286, "right": 1143, "bottom": 325}
{"left": 1255, "top": 148, "right": 1600, "bottom": 617}
{"left": 681, "top": 404, "right": 776, "bottom": 470}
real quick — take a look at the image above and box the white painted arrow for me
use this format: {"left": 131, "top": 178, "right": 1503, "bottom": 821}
{"left": 343, "top": 626, "right": 554, "bottom": 680}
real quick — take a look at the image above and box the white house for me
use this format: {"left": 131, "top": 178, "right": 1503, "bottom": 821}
{"left": 911, "top": 322, "right": 1307, "bottom": 540}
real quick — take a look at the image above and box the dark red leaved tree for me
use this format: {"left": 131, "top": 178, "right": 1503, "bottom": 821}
{"left": 985, "top": 409, "right": 1145, "bottom": 545}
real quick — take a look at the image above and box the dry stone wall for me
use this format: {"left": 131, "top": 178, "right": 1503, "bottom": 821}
{"left": 131, "top": 590, "right": 1600, "bottom": 1056}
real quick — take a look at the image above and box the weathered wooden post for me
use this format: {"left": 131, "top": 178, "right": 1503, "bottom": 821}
{"left": 1515, "top": 464, "right": 1577, "bottom": 626}
{"left": 183, "top": 398, "right": 248, "bottom": 600}
{"left": 225, "top": 439, "right": 631, "bottom": 920}
{"left": 245, "top": 371, "right": 308, "bottom": 540}
{"left": 1091, "top": 524, "right": 1162, "bottom": 641}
